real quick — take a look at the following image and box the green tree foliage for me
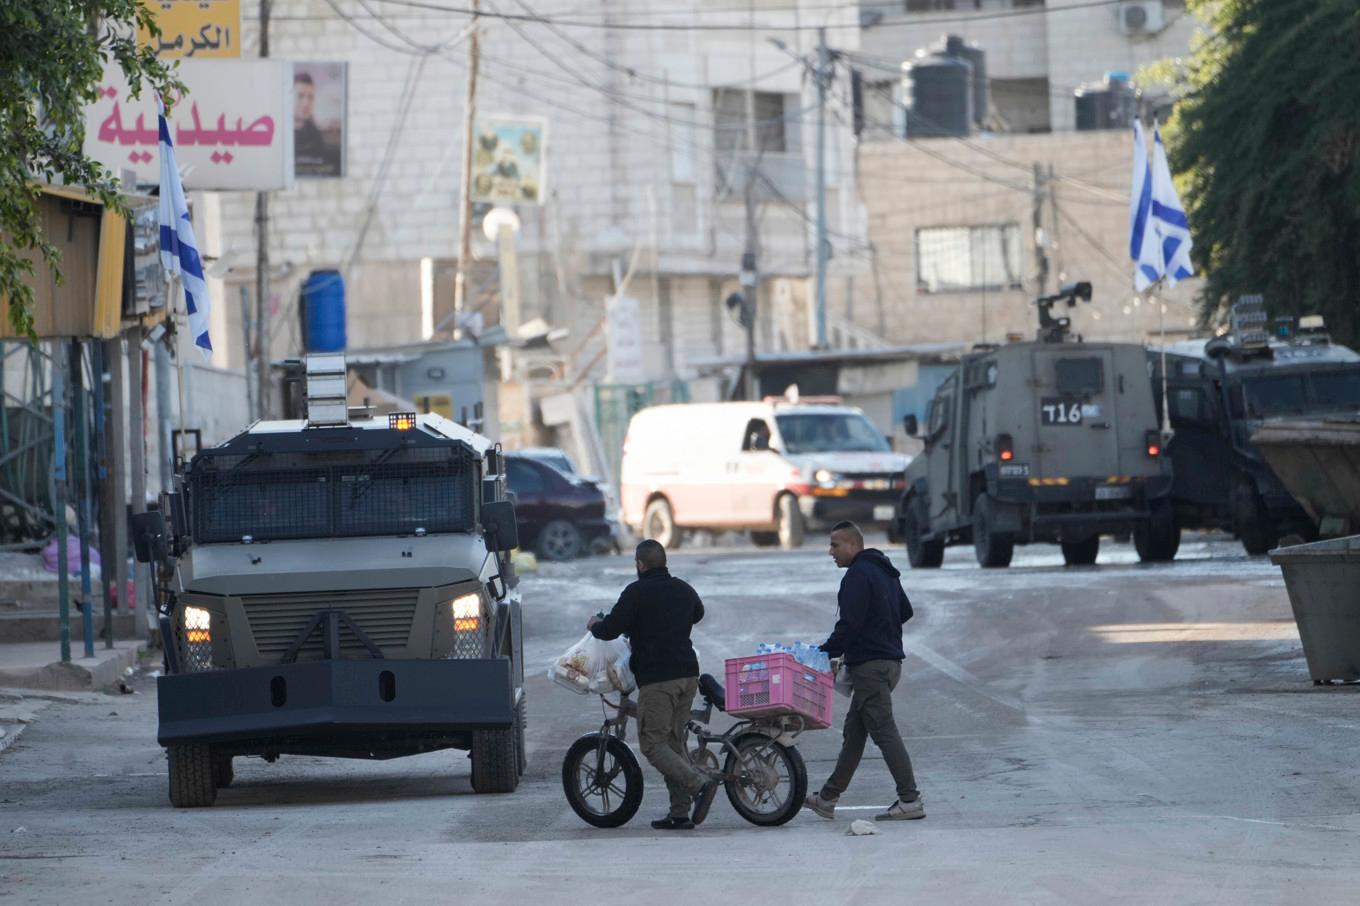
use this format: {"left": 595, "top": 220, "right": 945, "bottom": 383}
{"left": 1168, "top": 0, "right": 1360, "bottom": 345}
{"left": 0, "top": 2, "right": 181, "bottom": 339}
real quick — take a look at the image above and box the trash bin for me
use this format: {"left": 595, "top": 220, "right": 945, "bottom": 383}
{"left": 1269, "top": 535, "right": 1360, "bottom": 684}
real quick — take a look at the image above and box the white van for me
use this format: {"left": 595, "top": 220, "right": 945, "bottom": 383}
{"left": 620, "top": 397, "right": 911, "bottom": 548}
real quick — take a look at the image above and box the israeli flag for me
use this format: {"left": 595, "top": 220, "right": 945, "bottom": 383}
{"left": 1128, "top": 119, "right": 1162, "bottom": 291}
{"left": 1150, "top": 123, "right": 1195, "bottom": 285}
{"left": 158, "top": 101, "right": 212, "bottom": 356}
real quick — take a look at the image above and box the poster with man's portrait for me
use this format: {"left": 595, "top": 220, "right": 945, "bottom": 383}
{"left": 293, "top": 62, "right": 346, "bottom": 178}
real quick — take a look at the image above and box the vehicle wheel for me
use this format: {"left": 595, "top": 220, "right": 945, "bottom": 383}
{"left": 1134, "top": 498, "right": 1181, "bottom": 562}
{"left": 515, "top": 694, "right": 527, "bottom": 778}
{"left": 471, "top": 723, "right": 519, "bottom": 794}
{"left": 1060, "top": 535, "right": 1100, "bottom": 566}
{"left": 562, "top": 734, "right": 644, "bottom": 828}
{"left": 642, "top": 498, "right": 681, "bottom": 549}
{"left": 212, "top": 753, "right": 234, "bottom": 789}
{"left": 904, "top": 500, "right": 944, "bottom": 569}
{"left": 972, "top": 493, "right": 1014, "bottom": 568}
{"left": 1233, "top": 479, "right": 1278, "bottom": 556}
{"left": 537, "top": 520, "right": 583, "bottom": 561}
{"left": 777, "top": 495, "right": 805, "bottom": 550}
{"left": 722, "top": 733, "right": 808, "bottom": 827}
{"left": 750, "top": 531, "right": 780, "bottom": 547}
{"left": 167, "top": 744, "right": 217, "bottom": 808}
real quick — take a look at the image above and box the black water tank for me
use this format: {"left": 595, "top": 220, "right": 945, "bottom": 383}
{"left": 1075, "top": 71, "right": 1136, "bottom": 131}
{"left": 902, "top": 50, "right": 973, "bottom": 137}
{"left": 933, "top": 34, "right": 988, "bottom": 127}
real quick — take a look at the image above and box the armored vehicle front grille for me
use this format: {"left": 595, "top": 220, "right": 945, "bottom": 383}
{"left": 240, "top": 588, "right": 420, "bottom": 661}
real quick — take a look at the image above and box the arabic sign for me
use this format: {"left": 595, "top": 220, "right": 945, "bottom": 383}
{"left": 472, "top": 116, "right": 547, "bottom": 206}
{"left": 140, "top": 0, "right": 241, "bottom": 58}
{"left": 293, "top": 62, "right": 347, "bottom": 178}
{"left": 84, "top": 59, "right": 294, "bottom": 191}
{"left": 606, "top": 295, "right": 645, "bottom": 384}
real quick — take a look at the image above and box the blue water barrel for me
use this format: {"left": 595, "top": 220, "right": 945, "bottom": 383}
{"left": 302, "top": 269, "right": 346, "bottom": 352}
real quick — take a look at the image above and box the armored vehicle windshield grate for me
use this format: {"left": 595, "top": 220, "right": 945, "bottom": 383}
{"left": 189, "top": 447, "right": 475, "bottom": 543}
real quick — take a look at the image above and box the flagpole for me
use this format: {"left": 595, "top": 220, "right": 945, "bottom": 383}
{"left": 171, "top": 276, "right": 188, "bottom": 443}
{"left": 1157, "top": 278, "right": 1170, "bottom": 437}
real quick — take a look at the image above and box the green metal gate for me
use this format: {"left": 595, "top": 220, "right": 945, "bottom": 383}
{"left": 593, "top": 380, "right": 690, "bottom": 492}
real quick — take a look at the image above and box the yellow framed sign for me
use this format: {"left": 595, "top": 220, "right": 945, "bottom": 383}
{"left": 140, "top": 0, "right": 242, "bottom": 58}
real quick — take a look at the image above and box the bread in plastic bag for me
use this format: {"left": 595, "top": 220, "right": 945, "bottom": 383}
{"left": 549, "top": 633, "right": 635, "bottom": 695}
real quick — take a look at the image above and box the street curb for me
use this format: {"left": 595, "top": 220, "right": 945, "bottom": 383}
{"left": 0, "top": 642, "right": 146, "bottom": 693}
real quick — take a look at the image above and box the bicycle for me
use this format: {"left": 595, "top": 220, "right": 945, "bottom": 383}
{"left": 561, "top": 672, "right": 814, "bottom": 828}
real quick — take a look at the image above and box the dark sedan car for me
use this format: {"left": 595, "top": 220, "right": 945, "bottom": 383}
{"left": 505, "top": 453, "right": 614, "bottom": 560}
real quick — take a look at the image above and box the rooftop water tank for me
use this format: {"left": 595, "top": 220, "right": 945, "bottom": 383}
{"left": 1075, "top": 71, "right": 1137, "bottom": 131}
{"left": 933, "top": 34, "right": 988, "bottom": 127}
{"left": 901, "top": 49, "right": 973, "bottom": 138}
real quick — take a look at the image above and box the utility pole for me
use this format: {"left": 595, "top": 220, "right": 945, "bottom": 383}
{"left": 813, "top": 28, "right": 831, "bottom": 350}
{"left": 255, "top": 0, "right": 272, "bottom": 418}
{"left": 453, "top": 0, "right": 481, "bottom": 330}
{"left": 1032, "top": 162, "right": 1050, "bottom": 295}
{"left": 742, "top": 28, "right": 760, "bottom": 400}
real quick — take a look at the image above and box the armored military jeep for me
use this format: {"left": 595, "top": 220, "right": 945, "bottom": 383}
{"left": 1151, "top": 299, "right": 1360, "bottom": 553}
{"left": 134, "top": 355, "right": 525, "bottom": 807}
{"left": 897, "top": 283, "right": 1178, "bottom": 568}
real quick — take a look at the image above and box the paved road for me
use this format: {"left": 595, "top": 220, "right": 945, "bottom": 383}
{"left": 2, "top": 538, "right": 1358, "bottom": 904}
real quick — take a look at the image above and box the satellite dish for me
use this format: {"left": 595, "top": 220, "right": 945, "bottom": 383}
{"left": 482, "top": 206, "right": 521, "bottom": 241}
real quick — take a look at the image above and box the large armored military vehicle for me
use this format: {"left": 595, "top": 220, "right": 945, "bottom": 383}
{"left": 133, "top": 355, "right": 525, "bottom": 807}
{"left": 897, "top": 282, "right": 1177, "bottom": 568}
{"left": 1151, "top": 299, "right": 1360, "bottom": 553}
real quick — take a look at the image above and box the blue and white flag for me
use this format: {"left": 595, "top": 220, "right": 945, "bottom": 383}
{"left": 157, "top": 100, "right": 212, "bottom": 356}
{"left": 1150, "top": 123, "right": 1195, "bottom": 285}
{"left": 1129, "top": 119, "right": 1162, "bottom": 291}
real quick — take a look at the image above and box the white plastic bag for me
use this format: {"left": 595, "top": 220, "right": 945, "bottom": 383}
{"left": 832, "top": 657, "right": 853, "bottom": 699}
{"left": 549, "top": 633, "right": 635, "bottom": 695}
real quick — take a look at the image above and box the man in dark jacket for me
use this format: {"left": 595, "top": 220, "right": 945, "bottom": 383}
{"left": 804, "top": 521, "right": 924, "bottom": 822}
{"left": 589, "top": 539, "right": 717, "bottom": 830}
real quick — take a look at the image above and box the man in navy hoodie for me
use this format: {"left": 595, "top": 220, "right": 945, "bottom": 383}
{"left": 804, "top": 520, "right": 923, "bottom": 822}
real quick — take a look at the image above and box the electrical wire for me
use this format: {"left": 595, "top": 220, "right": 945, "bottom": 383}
{"left": 363, "top": 0, "right": 1130, "bottom": 32}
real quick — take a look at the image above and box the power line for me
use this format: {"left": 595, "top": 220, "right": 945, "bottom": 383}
{"left": 364, "top": 0, "right": 1129, "bottom": 32}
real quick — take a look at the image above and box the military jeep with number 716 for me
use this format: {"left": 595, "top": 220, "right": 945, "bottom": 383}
{"left": 895, "top": 282, "right": 1178, "bottom": 568}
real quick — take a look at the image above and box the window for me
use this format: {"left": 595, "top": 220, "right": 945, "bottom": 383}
{"left": 1168, "top": 386, "right": 1212, "bottom": 426}
{"left": 773, "top": 413, "right": 890, "bottom": 454}
{"left": 741, "top": 418, "right": 772, "bottom": 452}
{"left": 916, "top": 224, "right": 1023, "bottom": 293}
{"left": 1241, "top": 375, "right": 1307, "bottom": 416}
{"left": 506, "top": 459, "right": 545, "bottom": 494}
{"left": 713, "top": 89, "right": 804, "bottom": 200}
{"left": 927, "top": 377, "right": 956, "bottom": 437}
{"left": 1310, "top": 369, "right": 1360, "bottom": 409}
{"left": 669, "top": 102, "right": 696, "bottom": 184}
{"left": 1056, "top": 358, "right": 1104, "bottom": 395}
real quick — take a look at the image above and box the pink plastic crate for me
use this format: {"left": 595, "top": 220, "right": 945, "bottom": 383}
{"left": 724, "top": 652, "right": 834, "bottom": 729}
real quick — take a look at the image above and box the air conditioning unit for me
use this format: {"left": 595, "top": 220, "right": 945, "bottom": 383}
{"left": 1117, "top": 1, "right": 1164, "bottom": 36}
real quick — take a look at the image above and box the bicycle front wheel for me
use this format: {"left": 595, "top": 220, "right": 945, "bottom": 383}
{"left": 562, "top": 733, "right": 643, "bottom": 828}
{"left": 722, "top": 732, "right": 807, "bottom": 827}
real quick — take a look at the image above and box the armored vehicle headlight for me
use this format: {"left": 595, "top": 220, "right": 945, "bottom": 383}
{"left": 388, "top": 411, "right": 417, "bottom": 431}
{"left": 814, "top": 468, "right": 835, "bottom": 484}
{"left": 452, "top": 593, "right": 482, "bottom": 632}
{"left": 184, "top": 606, "right": 211, "bottom": 644}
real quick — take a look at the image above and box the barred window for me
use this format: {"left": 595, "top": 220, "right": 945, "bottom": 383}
{"left": 915, "top": 223, "right": 1023, "bottom": 294}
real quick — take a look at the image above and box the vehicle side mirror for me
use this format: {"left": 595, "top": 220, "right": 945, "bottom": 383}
{"left": 902, "top": 414, "right": 919, "bottom": 437}
{"left": 482, "top": 499, "right": 519, "bottom": 552}
{"left": 131, "top": 511, "right": 168, "bottom": 564}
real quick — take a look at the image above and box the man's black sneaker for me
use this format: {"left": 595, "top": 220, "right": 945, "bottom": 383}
{"left": 650, "top": 816, "right": 695, "bottom": 830}
{"left": 690, "top": 780, "right": 721, "bottom": 826}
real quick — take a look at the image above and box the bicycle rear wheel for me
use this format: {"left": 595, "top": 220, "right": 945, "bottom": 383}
{"left": 562, "top": 733, "right": 643, "bottom": 828}
{"left": 722, "top": 733, "right": 807, "bottom": 827}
